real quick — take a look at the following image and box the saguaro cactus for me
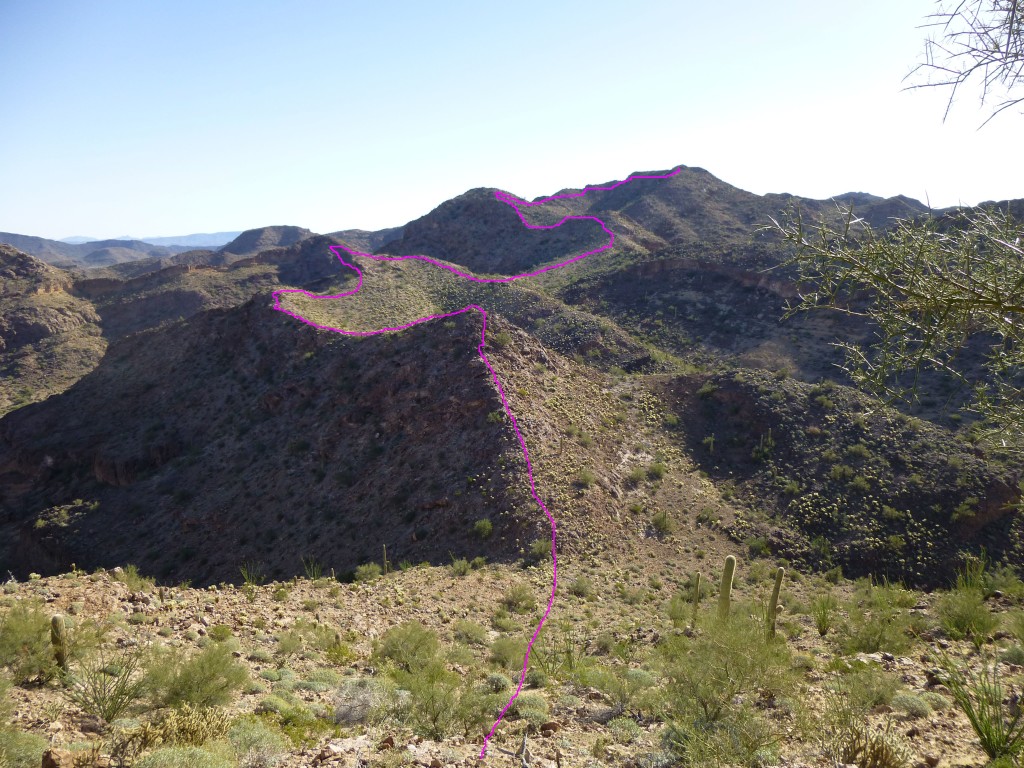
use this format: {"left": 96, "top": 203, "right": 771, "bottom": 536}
{"left": 718, "top": 556, "right": 736, "bottom": 621}
{"left": 50, "top": 614, "right": 69, "bottom": 673}
{"left": 768, "top": 566, "right": 785, "bottom": 638}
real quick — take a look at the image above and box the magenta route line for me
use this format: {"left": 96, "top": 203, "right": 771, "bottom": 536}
{"left": 271, "top": 166, "right": 682, "bottom": 758}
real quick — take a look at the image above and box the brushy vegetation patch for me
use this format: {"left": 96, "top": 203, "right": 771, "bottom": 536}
{"left": 678, "top": 369, "right": 1019, "bottom": 587}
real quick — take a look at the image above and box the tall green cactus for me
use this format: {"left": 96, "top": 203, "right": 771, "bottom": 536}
{"left": 767, "top": 567, "right": 785, "bottom": 638}
{"left": 50, "top": 614, "right": 68, "bottom": 673}
{"left": 718, "top": 555, "right": 736, "bottom": 621}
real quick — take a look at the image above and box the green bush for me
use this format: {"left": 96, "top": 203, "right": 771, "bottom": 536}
{"left": 576, "top": 469, "right": 597, "bottom": 489}
{"left": 112, "top": 564, "right": 155, "bottom": 592}
{"left": 145, "top": 643, "right": 248, "bottom": 709}
{"left": 608, "top": 715, "right": 642, "bottom": 744}
{"left": 828, "top": 723, "right": 910, "bottom": 768}
{"left": 450, "top": 558, "right": 471, "bottom": 577}
{"left": 830, "top": 660, "right": 901, "bottom": 715}
{"left": 473, "top": 519, "right": 493, "bottom": 539}
{"left": 0, "top": 601, "right": 56, "bottom": 684}
{"left": 891, "top": 691, "right": 931, "bottom": 718}
{"left": 0, "top": 729, "right": 47, "bottom": 768}
{"left": 490, "top": 636, "right": 528, "bottom": 671}
{"left": 228, "top": 716, "right": 289, "bottom": 768}
{"left": 839, "top": 603, "right": 912, "bottom": 656}
{"left": 663, "top": 708, "right": 780, "bottom": 768}
{"left": 810, "top": 592, "right": 839, "bottom": 637}
{"left": 659, "top": 609, "right": 793, "bottom": 725}
{"left": 452, "top": 620, "right": 488, "bottom": 647}
{"left": 502, "top": 583, "right": 537, "bottom": 614}
{"left": 394, "top": 660, "right": 461, "bottom": 739}
{"left": 375, "top": 621, "right": 439, "bottom": 672}
{"left": 485, "top": 672, "right": 513, "bottom": 693}
{"left": 568, "top": 575, "right": 593, "bottom": 599}
{"left": 135, "top": 745, "right": 234, "bottom": 768}
{"left": 62, "top": 647, "right": 147, "bottom": 722}
{"left": 936, "top": 589, "right": 998, "bottom": 644}
{"left": 354, "top": 563, "right": 382, "bottom": 582}
{"left": 652, "top": 510, "right": 675, "bottom": 536}
{"left": 939, "top": 653, "right": 1024, "bottom": 761}
{"left": 507, "top": 691, "right": 549, "bottom": 725}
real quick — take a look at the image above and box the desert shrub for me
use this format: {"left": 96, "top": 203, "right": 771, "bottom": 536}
{"left": 134, "top": 745, "right": 234, "bottom": 768}
{"left": 576, "top": 469, "right": 597, "bottom": 488}
{"left": 485, "top": 672, "right": 513, "bottom": 693}
{"left": 207, "top": 625, "right": 233, "bottom": 643}
{"left": 507, "top": 691, "right": 549, "bottom": 725}
{"left": 920, "top": 691, "right": 951, "bottom": 711}
{"left": 113, "top": 564, "right": 155, "bottom": 592}
{"left": 473, "top": 519, "right": 493, "bottom": 539}
{"left": 839, "top": 602, "right": 912, "bottom": 656}
{"left": 1000, "top": 645, "right": 1024, "bottom": 666}
{"left": 828, "top": 722, "right": 910, "bottom": 768}
{"left": 145, "top": 643, "right": 248, "bottom": 709}
{"left": 62, "top": 646, "right": 147, "bottom": 722}
{"left": 502, "top": 583, "right": 537, "bottom": 614}
{"left": 228, "top": 716, "right": 289, "bottom": 768}
{"left": 662, "top": 708, "right": 780, "bottom": 768}
{"left": 452, "top": 620, "right": 488, "bottom": 647}
{"left": 394, "top": 660, "right": 461, "bottom": 739}
{"left": 936, "top": 589, "right": 998, "bottom": 644}
{"left": 939, "top": 653, "right": 1024, "bottom": 761}
{"left": 354, "top": 563, "right": 382, "bottom": 582}
{"left": 810, "top": 592, "right": 839, "bottom": 637}
{"left": 375, "top": 621, "right": 439, "bottom": 672}
{"left": 579, "top": 664, "right": 655, "bottom": 717}
{"left": 891, "top": 692, "right": 931, "bottom": 718}
{"left": 0, "top": 729, "right": 47, "bottom": 768}
{"left": 608, "top": 716, "right": 643, "bottom": 744}
{"left": 490, "top": 637, "right": 528, "bottom": 671}
{"left": 334, "top": 677, "right": 386, "bottom": 725}
{"left": 659, "top": 610, "right": 793, "bottom": 726}
{"left": 1004, "top": 610, "right": 1024, "bottom": 644}
{"left": 450, "top": 558, "right": 471, "bottom": 577}
{"left": 830, "top": 660, "right": 901, "bottom": 715}
{"left": 652, "top": 510, "right": 675, "bottom": 535}
{"left": 647, "top": 462, "right": 667, "bottom": 480}
{"left": 527, "top": 538, "right": 551, "bottom": 564}
{"left": 568, "top": 575, "right": 593, "bottom": 599}
{"left": 491, "top": 609, "right": 518, "bottom": 633}
{"left": 0, "top": 601, "right": 56, "bottom": 684}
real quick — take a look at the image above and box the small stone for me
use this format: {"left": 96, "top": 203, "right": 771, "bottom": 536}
{"left": 378, "top": 735, "right": 395, "bottom": 751}
{"left": 925, "top": 756, "right": 940, "bottom": 767}
{"left": 430, "top": 760, "right": 443, "bottom": 768}
{"left": 540, "top": 721, "right": 561, "bottom": 735}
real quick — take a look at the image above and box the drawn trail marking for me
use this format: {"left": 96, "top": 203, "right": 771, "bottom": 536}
{"left": 272, "top": 166, "right": 682, "bottom": 758}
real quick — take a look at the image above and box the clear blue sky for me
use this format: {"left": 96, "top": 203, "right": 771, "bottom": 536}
{"left": 1, "top": 0, "right": 1020, "bottom": 240}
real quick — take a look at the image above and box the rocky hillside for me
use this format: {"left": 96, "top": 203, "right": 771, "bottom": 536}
{"left": 0, "top": 246, "right": 104, "bottom": 417}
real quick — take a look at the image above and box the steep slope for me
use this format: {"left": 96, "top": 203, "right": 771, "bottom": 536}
{"left": 0, "top": 246, "right": 104, "bottom": 416}
{"left": 661, "top": 369, "right": 1021, "bottom": 587}
{"left": 0, "top": 298, "right": 541, "bottom": 584}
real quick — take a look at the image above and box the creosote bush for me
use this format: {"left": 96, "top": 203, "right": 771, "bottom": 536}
{"left": 375, "top": 621, "right": 439, "bottom": 673}
{"left": 144, "top": 642, "right": 249, "bottom": 709}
